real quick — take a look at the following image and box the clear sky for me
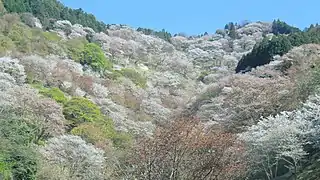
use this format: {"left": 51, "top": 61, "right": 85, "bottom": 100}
{"left": 61, "top": 0, "right": 319, "bottom": 35}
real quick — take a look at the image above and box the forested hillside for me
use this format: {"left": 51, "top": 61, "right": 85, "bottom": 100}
{"left": 236, "top": 20, "right": 320, "bottom": 72}
{"left": 2, "top": 0, "right": 106, "bottom": 31}
{"left": 1, "top": 0, "right": 320, "bottom": 179}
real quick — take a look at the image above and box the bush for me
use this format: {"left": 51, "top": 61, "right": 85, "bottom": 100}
{"left": 197, "top": 71, "right": 209, "bottom": 82}
{"left": 71, "top": 118, "right": 115, "bottom": 141}
{"left": 80, "top": 43, "right": 112, "bottom": 72}
{"left": 65, "top": 37, "right": 88, "bottom": 61}
{"left": 296, "top": 63, "right": 320, "bottom": 101}
{"left": 111, "top": 132, "right": 133, "bottom": 150}
{"left": 42, "top": 32, "right": 61, "bottom": 42}
{"left": 7, "top": 23, "right": 32, "bottom": 53}
{"left": 0, "top": 0, "right": 6, "bottom": 15}
{"left": 33, "top": 85, "right": 67, "bottom": 104}
{"left": 71, "top": 122, "right": 110, "bottom": 144}
{"left": 0, "top": 34, "right": 14, "bottom": 54}
{"left": 1, "top": 13, "right": 20, "bottom": 34}
{"left": 20, "top": 13, "right": 36, "bottom": 28}
{"left": 63, "top": 97, "right": 103, "bottom": 125}
{"left": 2, "top": 85, "right": 66, "bottom": 139}
{"left": 117, "top": 68, "right": 147, "bottom": 88}
{"left": 71, "top": 118, "right": 132, "bottom": 150}
{"left": 110, "top": 92, "right": 142, "bottom": 111}
{"left": 7, "top": 23, "right": 32, "bottom": 42}
{"left": 30, "top": 29, "right": 64, "bottom": 56}
{"left": 0, "top": 112, "right": 39, "bottom": 180}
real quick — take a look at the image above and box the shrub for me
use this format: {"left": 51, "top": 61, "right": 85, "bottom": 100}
{"left": 111, "top": 132, "right": 133, "bottom": 150}
{"left": 80, "top": 43, "right": 112, "bottom": 72}
{"left": 71, "top": 118, "right": 115, "bottom": 142}
{"left": 65, "top": 37, "right": 88, "bottom": 61}
{"left": 33, "top": 85, "right": 67, "bottom": 104}
{"left": 63, "top": 97, "right": 103, "bottom": 125}
{"left": 36, "top": 160, "right": 70, "bottom": 180}
{"left": 197, "top": 71, "right": 209, "bottom": 82}
{"left": 71, "top": 122, "right": 109, "bottom": 144}
{"left": 7, "top": 23, "right": 32, "bottom": 42}
{"left": 15, "top": 38, "right": 32, "bottom": 53}
{"left": 0, "top": 112, "right": 39, "bottom": 180}
{"left": 71, "top": 118, "right": 132, "bottom": 150}
{"left": 7, "top": 23, "right": 33, "bottom": 53}
{"left": 20, "top": 13, "right": 36, "bottom": 28}
{"left": 0, "top": 0, "right": 6, "bottom": 15}
{"left": 1, "top": 13, "right": 20, "bottom": 34}
{"left": 3, "top": 86, "right": 66, "bottom": 139}
{"left": 0, "top": 34, "right": 14, "bottom": 54}
{"left": 42, "top": 32, "right": 61, "bottom": 42}
{"left": 117, "top": 68, "right": 147, "bottom": 88}
{"left": 105, "top": 70, "right": 122, "bottom": 80}
{"left": 110, "top": 92, "right": 142, "bottom": 111}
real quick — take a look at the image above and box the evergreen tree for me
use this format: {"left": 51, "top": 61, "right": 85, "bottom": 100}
{"left": 228, "top": 22, "right": 237, "bottom": 39}
{"left": 2, "top": 0, "right": 106, "bottom": 32}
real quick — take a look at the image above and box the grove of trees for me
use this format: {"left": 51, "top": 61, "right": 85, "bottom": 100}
{"left": 236, "top": 20, "right": 320, "bottom": 73}
{"left": 2, "top": 0, "right": 106, "bottom": 32}
{"left": 137, "top": 27, "right": 172, "bottom": 42}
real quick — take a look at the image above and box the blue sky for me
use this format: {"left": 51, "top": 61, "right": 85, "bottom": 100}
{"left": 61, "top": 0, "right": 319, "bottom": 35}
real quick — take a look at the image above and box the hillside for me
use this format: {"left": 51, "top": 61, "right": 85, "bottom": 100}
{"left": 1, "top": 0, "right": 320, "bottom": 180}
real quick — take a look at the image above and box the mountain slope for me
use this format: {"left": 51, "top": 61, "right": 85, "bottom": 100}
{"left": 1, "top": 1, "right": 320, "bottom": 179}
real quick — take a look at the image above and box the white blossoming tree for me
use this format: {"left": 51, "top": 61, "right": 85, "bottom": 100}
{"left": 240, "top": 99, "right": 317, "bottom": 179}
{"left": 40, "top": 135, "right": 106, "bottom": 180}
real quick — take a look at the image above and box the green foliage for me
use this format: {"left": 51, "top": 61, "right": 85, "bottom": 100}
{"left": 6, "top": 23, "right": 32, "bottom": 53}
{"left": 20, "top": 12, "right": 36, "bottom": 28}
{"left": 71, "top": 119, "right": 132, "bottom": 150}
{"left": 2, "top": 0, "right": 31, "bottom": 14}
{"left": 111, "top": 132, "right": 133, "bottom": 150}
{"left": 117, "top": 68, "right": 147, "bottom": 88}
{"left": 42, "top": 31, "right": 61, "bottom": 42}
{"left": 296, "top": 63, "right": 320, "bottom": 101}
{"left": 63, "top": 97, "right": 103, "bottom": 125}
{"left": 0, "top": 112, "right": 39, "bottom": 180}
{"left": 34, "top": 85, "right": 67, "bottom": 104}
{"left": 228, "top": 22, "right": 237, "bottom": 39}
{"left": 65, "top": 37, "right": 88, "bottom": 61}
{"left": 71, "top": 119, "right": 115, "bottom": 141}
{"left": 7, "top": 23, "right": 32, "bottom": 41}
{"left": 0, "top": 34, "right": 14, "bottom": 54}
{"left": 215, "top": 29, "right": 226, "bottom": 37}
{"left": 197, "top": 71, "right": 209, "bottom": 82}
{"left": 29, "top": 28, "right": 59, "bottom": 56}
{"left": 272, "top": 19, "right": 301, "bottom": 35}
{"left": 2, "top": 0, "right": 106, "bottom": 32}
{"left": 80, "top": 43, "right": 112, "bottom": 72}
{"left": 236, "top": 26, "right": 320, "bottom": 73}
{"left": 71, "top": 122, "right": 109, "bottom": 144}
{"left": 0, "top": 153, "right": 13, "bottom": 180}
{"left": 137, "top": 27, "right": 172, "bottom": 42}
{"left": 297, "top": 153, "right": 320, "bottom": 180}
{"left": 0, "top": 0, "right": 6, "bottom": 15}
{"left": 106, "top": 70, "right": 122, "bottom": 80}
